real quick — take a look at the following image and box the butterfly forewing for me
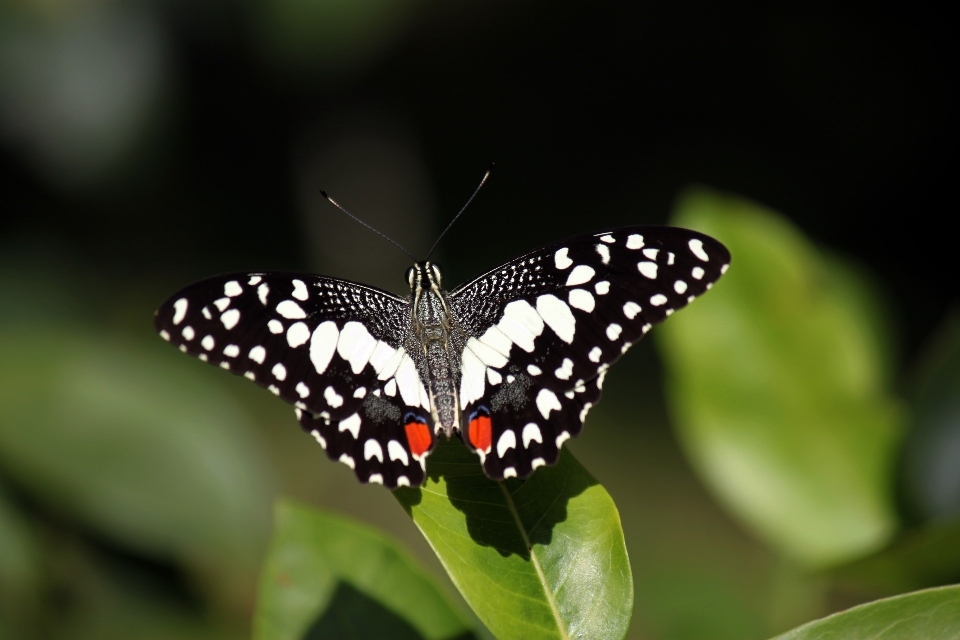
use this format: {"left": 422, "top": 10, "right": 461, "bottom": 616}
{"left": 153, "top": 273, "right": 434, "bottom": 488}
{"left": 449, "top": 227, "right": 730, "bottom": 480}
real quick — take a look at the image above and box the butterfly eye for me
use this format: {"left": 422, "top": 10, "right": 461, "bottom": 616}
{"left": 430, "top": 263, "right": 442, "bottom": 285}
{"left": 405, "top": 266, "right": 416, "bottom": 288}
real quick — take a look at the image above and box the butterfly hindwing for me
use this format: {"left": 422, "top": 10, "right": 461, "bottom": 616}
{"left": 153, "top": 273, "right": 434, "bottom": 487}
{"left": 451, "top": 226, "right": 730, "bottom": 479}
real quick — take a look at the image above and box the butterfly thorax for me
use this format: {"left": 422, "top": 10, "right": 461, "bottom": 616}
{"left": 408, "top": 261, "right": 462, "bottom": 438}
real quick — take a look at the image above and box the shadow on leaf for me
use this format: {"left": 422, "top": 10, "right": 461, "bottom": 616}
{"left": 302, "top": 580, "right": 477, "bottom": 640}
{"left": 396, "top": 437, "right": 596, "bottom": 559}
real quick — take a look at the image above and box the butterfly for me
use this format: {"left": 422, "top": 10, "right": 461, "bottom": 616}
{"left": 155, "top": 226, "right": 729, "bottom": 488}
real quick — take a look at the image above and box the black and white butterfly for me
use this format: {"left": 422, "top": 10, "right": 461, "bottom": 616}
{"left": 155, "top": 227, "right": 729, "bottom": 489}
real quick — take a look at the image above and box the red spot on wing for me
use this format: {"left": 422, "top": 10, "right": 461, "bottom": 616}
{"left": 468, "top": 414, "right": 492, "bottom": 453}
{"left": 404, "top": 418, "right": 432, "bottom": 459}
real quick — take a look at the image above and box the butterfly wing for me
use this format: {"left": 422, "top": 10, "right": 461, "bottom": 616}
{"left": 154, "top": 273, "right": 434, "bottom": 488}
{"left": 449, "top": 226, "right": 730, "bottom": 480}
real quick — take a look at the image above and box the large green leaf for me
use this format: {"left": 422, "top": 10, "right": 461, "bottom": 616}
{"left": 770, "top": 584, "right": 960, "bottom": 639}
{"left": 254, "top": 500, "right": 474, "bottom": 640}
{"left": 394, "top": 437, "right": 632, "bottom": 640}
{"left": 658, "top": 188, "right": 905, "bottom": 567}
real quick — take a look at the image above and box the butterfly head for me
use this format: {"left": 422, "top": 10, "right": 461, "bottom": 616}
{"left": 406, "top": 261, "right": 443, "bottom": 293}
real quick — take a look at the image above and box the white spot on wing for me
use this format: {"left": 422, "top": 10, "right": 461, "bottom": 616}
{"left": 258, "top": 283, "right": 270, "bottom": 305}
{"left": 268, "top": 319, "right": 283, "bottom": 334}
{"left": 201, "top": 335, "right": 215, "bottom": 350}
{"left": 467, "top": 337, "right": 508, "bottom": 368}
{"left": 214, "top": 298, "right": 230, "bottom": 312}
{"left": 249, "top": 345, "right": 266, "bottom": 363}
{"left": 337, "top": 321, "right": 378, "bottom": 374}
{"left": 674, "top": 280, "right": 688, "bottom": 294}
{"left": 650, "top": 294, "right": 668, "bottom": 306}
{"left": 522, "top": 423, "right": 542, "bottom": 447}
{"left": 368, "top": 474, "right": 384, "bottom": 485}
{"left": 555, "top": 358, "right": 573, "bottom": 379}
{"left": 311, "top": 430, "right": 326, "bottom": 448}
{"left": 182, "top": 326, "right": 195, "bottom": 340}
{"left": 594, "top": 280, "right": 610, "bottom": 295}
{"left": 497, "top": 430, "right": 517, "bottom": 457}
{"left": 354, "top": 387, "right": 367, "bottom": 398}
{"left": 395, "top": 355, "right": 424, "bottom": 408}
{"left": 479, "top": 326, "right": 513, "bottom": 357}
{"left": 565, "top": 265, "right": 595, "bottom": 287}
{"left": 310, "top": 321, "right": 339, "bottom": 375}
{"left": 376, "top": 345, "right": 405, "bottom": 380}
{"left": 384, "top": 379, "right": 397, "bottom": 396}
{"left": 487, "top": 368, "right": 502, "bottom": 385}
{"left": 595, "top": 244, "right": 611, "bottom": 264}
{"left": 498, "top": 300, "right": 544, "bottom": 352}
{"left": 339, "top": 454, "right": 355, "bottom": 469}
{"left": 396, "top": 476, "right": 410, "bottom": 487}
{"left": 589, "top": 346, "right": 602, "bottom": 362}
{"left": 159, "top": 330, "right": 170, "bottom": 341}
{"left": 642, "top": 248, "right": 659, "bottom": 260}
{"left": 272, "top": 362, "right": 286, "bottom": 380}
{"left": 721, "top": 264, "right": 729, "bottom": 274}
{"left": 638, "top": 262, "right": 658, "bottom": 279}
{"left": 223, "top": 344, "right": 239, "bottom": 357}
{"left": 536, "top": 294, "right": 576, "bottom": 343}
{"left": 172, "top": 299, "right": 188, "bottom": 325}
{"left": 339, "top": 413, "right": 361, "bottom": 439}
{"left": 388, "top": 440, "right": 409, "bottom": 465}
{"left": 201, "top": 307, "right": 211, "bottom": 320}
{"left": 248, "top": 275, "right": 262, "bottom": 285}
{"left": 556, "top": 431, "right": 571, "bottom": 448}
{"left": 554, "top": 247, "right": 573, "bottom": 269}
{"left": 224, "top": 281, "right": 242, "bottom": 297}
{"left": 536, "top": 388, "right": 561, "bottom": 419}
{"left": 689, "top": 238, "right": 709, "bottom": 261}
{"left": 287, "top": 322, "right": 310, "bottom": 347}
{"left": 568, "top": 289, "right": 595, "bottom": 312}
{"left": 503, "top": 467, "right": 517, "bottom": 478}
{"left": 600, "top": 234, "right": 615, "bottom": 243}
{"left": 607, "top": 323, "right": 622, "bottom": 340}
{"left": 369, "top": 341, "right": 397, "bottom": 375}
{"left": 532, "top": 458, "right": 546, "bottom": 469}
{"left": 692, "top": 266, "right": 705, "bottom": 280}
{"left": 626, "top": 234, "right": 644, "bottom": 249}
{"left": 459, "top": 347, "right": 487, "bottom": 406}
{"left": 221, "top": 309, "right": 240, "bottom": 330}
{"left": 292, "top": 279, "right": 308, "bottom": 301}
{"left": 324, "top": 386, "right": 343, "bottom": 408}
{"left": 296, "top": 382, "right": 310, "bottom": 398}
{"left": 276, "top": 300, "right": 306, "bottom": 319}
{"left": 623, "top": 301, "right": 641, "bottom": 319}
{"left": 364, "top": 439, "right": 383, "bottom": 462}
{"left": 527, "top": 364, "right": 542, "bottom": 376}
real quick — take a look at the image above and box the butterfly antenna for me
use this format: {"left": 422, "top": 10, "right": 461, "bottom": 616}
{"left": 425, "top": 163, "right": 494, "bottom": 260}
{"left": 319, "top": 190, "right": 417, "bottom": 262}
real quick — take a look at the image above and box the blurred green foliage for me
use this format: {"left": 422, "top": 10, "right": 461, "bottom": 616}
{"left": 659, "top": 189, "right": 905, "bottom": 567}
{"left": 255, "top": 501, "right": 473, "bottom": 640}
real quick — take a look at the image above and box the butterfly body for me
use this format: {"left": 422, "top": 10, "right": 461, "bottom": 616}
{"left": 155, "top": 226, "right": 730, "bottom": 489}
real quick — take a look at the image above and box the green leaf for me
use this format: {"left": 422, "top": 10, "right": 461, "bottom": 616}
{"left": 394, "top": 437, "right": 633, "bottom": 640}
{"left": 0, "top": 327, "right": 275, "bottom": 571}
{"left": 658, "top": 188, "right": 905, "bottom": 567}
{"left": 254, "top": 500, "right": 474, "bottom": 640}
{"left": 770, "top": 584, "right": 960, "bottom": 639}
